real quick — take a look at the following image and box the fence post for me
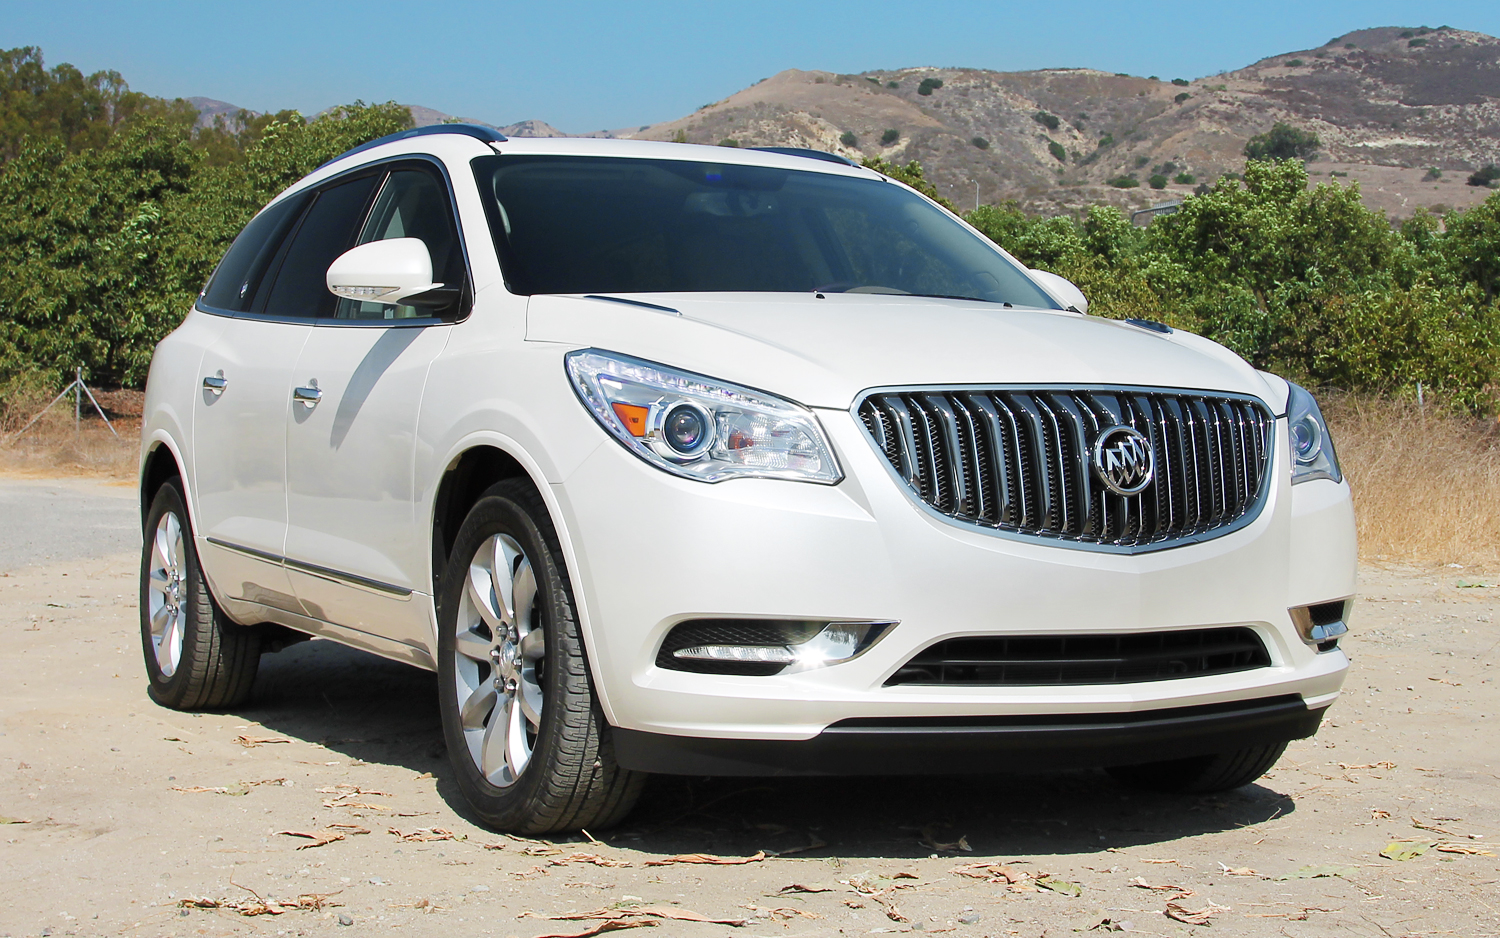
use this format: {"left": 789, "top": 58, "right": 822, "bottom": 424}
{"left": 75, "top": 367, "right": 82, "bottom": 437}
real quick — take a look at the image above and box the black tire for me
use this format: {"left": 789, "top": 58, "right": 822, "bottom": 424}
{"left": 140, "top": 478, "right": 261, "bottom": 709}
{"left": 437, "top": 480, "right": 644, "bottom": 834}
{"left": 1106, "top": 741, "right": 1288, "bottom": 793}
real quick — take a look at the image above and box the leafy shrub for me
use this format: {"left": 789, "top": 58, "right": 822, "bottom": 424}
{"left": 839, "top": 131, "right": 858, "bottom": 148}
{"left": 1134, "top": 155, "right": 1150, "bottom": 169}
{"left": 718, "top": 138, "right": 739, "bottom": 148}
{"left": 1409, "top": 38, "right": 1427, "bottom": 47}
{"left": 1048, "top": 140, "right": 1067, "bottom": 163}
{"left": 1468, "top": 165, "right": 1500, "bottom": 188}
{"left": 886, "top": 81, "right": 898, "bottom": 89}
{"left": 1287, "top": 59, "right": 1305, "bottom": 67}
{"left": 880, "top": 128, "right": 900, "bottom": 146}
{"left": 1244, "top": 122, "right": 1319, "bottom": 161}
{"left": 1345, "top": 42, "right": 1356, "bottom": 49}
{"left": 1149, "top": 174, "right": 1168, "bottom": 189}
{"left": 865, "top": 77, "right": 880, "bottom": 84}
{"left": 1108, "top": 175, "right": 1140, "bottom": 188}
{"left": 1174, "top": 92, "right": 1191, "bottom": 104}
{"left": 1174, "top": 172, "right": 1196, "bottom": 184}
{"left": 670, "top": 129, "right": 688, "bottom": 143}
{"left": 1171, "top": 78, "right": 1190, "bottom": 86}
{"left": 1422, "top": 168, "right": 1442, "bottom": 181}
{"left": 971, "top": 136, "right": 989, "bottom": 150}
{"left": 917, "top": 77, "right": 944, "bottom": 96}
{"left": 1399, "top": 30, "right": 1414, "bottom": 38}
{"left": 1033, "top": 111, "right": 1060, "bottom": 130}
{"left": 1097, "top": 133, "right": 1115, "bottom": 148}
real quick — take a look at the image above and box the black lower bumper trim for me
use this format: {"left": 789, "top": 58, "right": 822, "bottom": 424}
{"left": 613, "top": 695, "right": 1325, "bottom": 776}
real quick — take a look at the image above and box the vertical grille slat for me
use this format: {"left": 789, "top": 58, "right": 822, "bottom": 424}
{"left": 859, "top": 386, "right": 1274, "bottom": 551}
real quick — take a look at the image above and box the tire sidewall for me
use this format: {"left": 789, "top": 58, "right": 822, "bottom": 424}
{"left": 436, "top": 487, "right": 578, "bottom": 827}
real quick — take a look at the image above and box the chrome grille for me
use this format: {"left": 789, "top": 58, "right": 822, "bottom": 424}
{"left": 857, "top": 387, "right": 1274, "bottom": 550}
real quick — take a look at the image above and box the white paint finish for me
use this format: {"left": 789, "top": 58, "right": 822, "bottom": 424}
{"left": 525, "top": 292, "right": 1273, "bottom": 409}
{"left": 283, "top": 322, "right": 451, "bottom": 650}
{"left": 189, "top": 315, "right": 309, "bottom": 609}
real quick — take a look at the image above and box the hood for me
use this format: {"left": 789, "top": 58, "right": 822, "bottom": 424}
{"left": 525, "top": 292, "right": 1274, "bottom": 409}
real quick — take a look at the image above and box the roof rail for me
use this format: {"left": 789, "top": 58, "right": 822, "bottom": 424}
{"left": 748, "top": 146, "right": 860, "bottom": 167}
{"left": 318, "top": 123, "right": 508, "bottom": 170}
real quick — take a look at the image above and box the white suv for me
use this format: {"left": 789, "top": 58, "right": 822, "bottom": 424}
{"left": 138, "top": 126, "right": 1356, "bottom": 833}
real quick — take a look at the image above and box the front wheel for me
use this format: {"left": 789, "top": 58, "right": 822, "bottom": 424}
{"left": 139, "top": 478, "right": 261, "bottom": 709}
{"left": 437, "top": 480, "right": 643, "bottom": 834}
{"left": 1106, "top": 741, "right": 1289, "bottom": 793}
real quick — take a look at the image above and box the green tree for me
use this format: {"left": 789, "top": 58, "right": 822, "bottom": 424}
{"left": 860, "top": 156, "right": 957, "bottom": 212}
{"left": 880, "top": 128, "right": 899, "bottom": 146}
{"left": 1243, "top": 122, "right": 1320, "bottom": 161}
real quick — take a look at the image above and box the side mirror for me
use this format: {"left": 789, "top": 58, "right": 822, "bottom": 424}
{"left": 1029, "top": 269, "right": 1088, "bottom": 314}
{"left": 326, "top": 238, "right": 441, "bottom": 305}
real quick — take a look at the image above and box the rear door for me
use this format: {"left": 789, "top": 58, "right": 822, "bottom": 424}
{"left": 192, "top": 192, "right": 314, "bottom": 613}
{"left": 282, "top": 163, "right": 466, "bottom": 655}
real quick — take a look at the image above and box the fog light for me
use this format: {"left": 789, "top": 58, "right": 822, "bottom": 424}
{"left": 658, "top": 619, "right": 896, "bottom": 675}
{"left": 1290, "top": 599, "right": 1351, "bottom": 649}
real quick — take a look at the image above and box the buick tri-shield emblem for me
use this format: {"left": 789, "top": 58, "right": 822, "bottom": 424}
{"left": 1092, "top": 425, "right": 1155, "bottom": 495}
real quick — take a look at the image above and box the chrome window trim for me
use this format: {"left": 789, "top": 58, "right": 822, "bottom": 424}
{"left": 849, "top": 383, "right": 1278, "bottom": 555}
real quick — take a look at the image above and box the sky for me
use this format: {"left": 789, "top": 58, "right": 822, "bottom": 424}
{"left": 4, "top": 0, "right": 1498, "bottom": 133}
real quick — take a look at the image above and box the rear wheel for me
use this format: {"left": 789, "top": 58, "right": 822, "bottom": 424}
{"left": 1106, "top": 741, "right": 1288, "bottom": 793}
{"left": 139, "top": 479, "right": 261, "bottom": 709}
{"left": 437, "top": 480, "right": 643, "bottom": 833}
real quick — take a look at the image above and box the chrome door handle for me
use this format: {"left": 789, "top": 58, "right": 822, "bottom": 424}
{"left": 293, "top": 385, "right": 322, "bottom": 408}
{"left": 202, "top": 375, "right": 227, "bottom": 395}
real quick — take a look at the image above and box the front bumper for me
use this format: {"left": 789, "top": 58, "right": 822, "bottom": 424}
{"left": 614, "top": 695, "right": 1325, "bottom": 775}
{"left": 552, "top": 405, "right": 1356, "bottom": 744}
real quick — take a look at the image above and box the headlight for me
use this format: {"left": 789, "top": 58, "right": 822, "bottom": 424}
{"left": 1286, "top": 381, "right": 1341, "bottom": 484}
{"left": 565, "top": 349, "right": 843, "bottom": 484}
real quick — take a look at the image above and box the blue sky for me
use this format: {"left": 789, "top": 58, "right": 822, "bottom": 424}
{"left": 4, "top": 1, "right": 1497, "bottom": 132}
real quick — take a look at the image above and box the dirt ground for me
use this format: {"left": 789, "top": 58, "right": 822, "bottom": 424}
{"left": 1, "top": 530, "right": 1497, "bottom": 936}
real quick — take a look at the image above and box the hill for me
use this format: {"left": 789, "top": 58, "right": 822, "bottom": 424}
{"left": 622, "top": 26, "right": 1500, "bottom": 219}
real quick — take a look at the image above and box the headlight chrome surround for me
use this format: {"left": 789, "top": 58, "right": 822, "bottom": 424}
{"left": 1287, "top": 381, "right": 1342, "bottom": 485}
{"left": 565, "top": 349, "right": 843, "bottom": 484}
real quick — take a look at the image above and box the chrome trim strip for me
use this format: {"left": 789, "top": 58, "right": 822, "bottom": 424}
{"left": 850, "top": 384, "right": 1277, "bottom": 555}
{"left": 205, "top": 537, "right": 413, "bottom": 598}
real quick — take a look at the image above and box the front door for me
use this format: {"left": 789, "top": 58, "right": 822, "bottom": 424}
{"left": 283, "top": 165, "right": 468, "bottom": 654}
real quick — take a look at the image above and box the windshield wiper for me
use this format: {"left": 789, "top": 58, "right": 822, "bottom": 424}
{"left": 907, "top": 293, "right": 1012, "bottom": 307}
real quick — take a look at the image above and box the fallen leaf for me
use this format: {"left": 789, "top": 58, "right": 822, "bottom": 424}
{"left": 0, "top": 816, "right": 31, "bottom": 825}
{"left": 1165, "top": 900, "right": 1229, "bottom": 926}
{"left": 772, "top": 883, "right": 833, "bottom": 895}
{"left": 1129, "top": 876, "right": 1183, "bottom": 891}
{"left": 317, "top": 785, "right": 392, "bottom": 797}
{"left": 179, "top": 885, "right": 342, "bottom": 916}
{"left": 644, "top": 851, "right": 766, "bottom": 866}
{"left": 1275, "top": 865, "right": 1358, "bottom": 880}
{"left": 1412, "top": 817, "right": 1455, "bottom": 835}
{"left": 548, "top": 852, "right": 632, "bottom": 868}
{"left": 1455, "top": 579, "right": 1495, "bottom": 588}
{"left": 918, "top": 823, "right": 972, "bottom": 853}
{"left": 1380, "top": 840, "right": 1436, "bottom": 861}
{"left": 1434, "top": 843, "right": 1495, "bottom": 856}
{"left": 527, "top": 921, "right": 657, "bottom": 938}
{"left": 234, "top": 735, "right": 291, "bottom": 747}
{"left": 1216, "top": 863, "right": 1261, "bottom": 877}
{"left": 520, "top": 906, "right": 745, "bottom": 926}
{"left": 1370, "top": 809, "right": 1392, "bottom": 819}
{"left": 277, "top": 826, "right": 370, "bottom": 849}
{"left": 1034, "top": 875, "right": 1082, "bottom": 897}
{"left": 387, "top": 827, "right": 457, "bottom": 842}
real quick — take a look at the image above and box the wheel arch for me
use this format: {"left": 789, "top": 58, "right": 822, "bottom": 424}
{"left": 427, "top": 435, "right": 619, "bottom": 726}
{"left": 140, "top": 435, "right": 189, "bottom": 529}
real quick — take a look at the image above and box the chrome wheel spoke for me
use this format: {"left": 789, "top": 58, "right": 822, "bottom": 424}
{"left": 454, "top": 630, "right": 492, "bottom": 665}
{"left": 480, "top": 693, "right": 515, "bottom": 779}
{"left": 465, "top": 561, "right": 505, "bottom": 633}
{"left": 156, "top": 613, "right": 179, "bottom": 672}
{"left": 518, "top": 680, "right": 543, "bottom": 729}
{"left": 505, "top": 694, "right": 532, "bottom": 777}
{"left": 518, "top": 628, "right": 545, "bottom": 662}
{"left": 511, "top": 558, "right": 536, "bottom": 631}
{"left": 459, "top": 683, "right": 497, "bottom": 730}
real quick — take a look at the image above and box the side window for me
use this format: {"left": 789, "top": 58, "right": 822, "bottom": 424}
{"left": 200, "top": 193, "right": 310, "bottom": 313}
{"left": 260, "top": 173, "right": 381, "bottom": 320}
{"left": 333, "top": 168, "right": 466, "bottom": 321}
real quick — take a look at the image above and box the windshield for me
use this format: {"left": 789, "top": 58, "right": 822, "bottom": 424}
{"left": 472, "top": 154, "right": 1059, "bottom": 307}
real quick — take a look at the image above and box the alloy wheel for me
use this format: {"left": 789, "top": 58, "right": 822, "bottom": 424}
{"left": 145, "top": 511, "right": 187, "bottom": 677}
{"left": 452, "top": 533, "right": 545, "bottom": 787}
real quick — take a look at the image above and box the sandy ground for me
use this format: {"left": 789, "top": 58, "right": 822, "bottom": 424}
{"left": 0, "top": 482, "right": 1497, "bottom": 937}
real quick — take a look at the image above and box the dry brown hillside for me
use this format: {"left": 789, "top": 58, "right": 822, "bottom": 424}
{"left": 614, "top": 26, "right": 1500, "bottom": 219}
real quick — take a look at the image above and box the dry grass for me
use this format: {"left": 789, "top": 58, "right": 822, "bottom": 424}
{"left": 1324, "top": 393, "right": 1500, "bottom": 569}
{"left": 0, "top": 387, "right": 141, "bottom": 479}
